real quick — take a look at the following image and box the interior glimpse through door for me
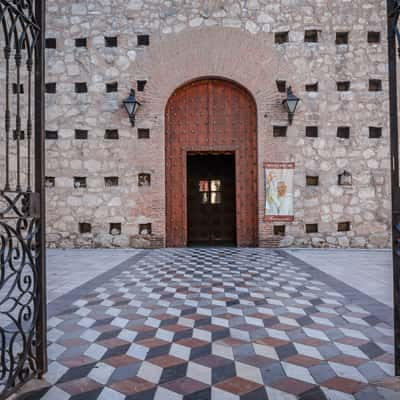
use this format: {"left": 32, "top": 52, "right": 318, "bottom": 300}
{"left": 187, "top": 154, "right": 236, "bottom": 246}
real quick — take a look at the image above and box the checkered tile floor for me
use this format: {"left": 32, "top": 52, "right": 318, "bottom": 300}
{"left": 21, "top": 249, "right": 395, "bottom": 400}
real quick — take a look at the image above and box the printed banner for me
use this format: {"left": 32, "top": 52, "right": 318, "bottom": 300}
{"left": 264, "top": 162, "right": 295, "bottom": 222}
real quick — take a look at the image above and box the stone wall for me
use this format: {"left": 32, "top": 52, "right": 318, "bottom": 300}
{"left": 40, "top": 0, "right": 390, "bottom": 248}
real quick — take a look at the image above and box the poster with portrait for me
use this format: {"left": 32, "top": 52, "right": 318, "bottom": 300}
{"left": 264, "top": 162, "right": 295, "bottom": 222}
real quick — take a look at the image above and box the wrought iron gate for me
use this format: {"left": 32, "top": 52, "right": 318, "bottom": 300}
{"left": 0, "top": 0, "right": 46, "bottom": 398}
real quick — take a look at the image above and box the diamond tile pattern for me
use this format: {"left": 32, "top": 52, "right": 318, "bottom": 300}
{"left": 20, "top": 249, "right": 395, "bottom": 399}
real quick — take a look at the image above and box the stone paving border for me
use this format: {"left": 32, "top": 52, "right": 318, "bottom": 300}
{"left": 47, "top": 250, "right": 150, "bottom": 318}
{"left": 280, "top": 250, "right": 394, "bottom": 327}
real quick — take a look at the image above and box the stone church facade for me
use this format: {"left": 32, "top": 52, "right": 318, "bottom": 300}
{"left": 43, "top": 0, "right": 391, "bottom": 248}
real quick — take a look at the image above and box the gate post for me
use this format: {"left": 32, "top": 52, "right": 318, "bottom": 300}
{"left": 387, "top": 0, "right": 400, "bottom": 376}
{"left": 35, "top": 0, "right": 47, "bottom": 376}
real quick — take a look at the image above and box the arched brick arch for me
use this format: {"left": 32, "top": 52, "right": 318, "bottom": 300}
{"left": 165, "top": 77, "right": 258, "bottom": 247}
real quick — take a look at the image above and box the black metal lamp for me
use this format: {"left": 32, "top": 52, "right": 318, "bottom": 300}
{"left": 338, "top": 170, "right": 352, "bottom": 186}
{"left": 123, "top": 89, "right": 141, "bottom": 126}
{"left": 282, "top": 86, "right": 300, "bottom": 125}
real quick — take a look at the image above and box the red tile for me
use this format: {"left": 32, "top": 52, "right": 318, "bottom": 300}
{"left": 372, "top": 377, "right": 400, "bottom": 392}
{"left": 111, "top": 377, "right": 156, "bottom": 395}
{"left": 307, "top": 323, "right": 331, "bottom": 331}
{"left": 215, "top": 337, "right": 249, "bottom": 347}
{"left": 136, "top": 338, "right": 169, "bottom": 348}
{"left": 58, "top": 377, "right": 102, "bottom": 395}
{"left": 182, "top": 313, "right": 209, "bottom": 321}
{"left": 237, "top": 354, "right": 276, "bottom": 367}
{"left": 175, "top": 338, "right": 209, "bottom": 348}
{"left": 161, "top": 377, "right": 209, "bottom": 395}
{"left": 215, "top": 313, "right": 240, "bottom": 320}
{"left": 59, "top": 338, "right": 89, "bottom": 348}
{"left": 285, "top": 354, "right": 322, "bottom": 367}
{"left": 193, "top": 354, "right": 232, "bottom": 368}
{"left": 152, "top": 313, "right": 177, "bottom": 321}
{"left": 329, "top": 354, "right": 366, "bottom": 367}
{"left": 336, "top": 337, "right": 369, "bottom": 347}
{"left": 375, "top": 353, "right": 394, "bottom": 364}
{"left": 103, "top": 354, "right": 140, "bottom": 367}
{"left": 59, "top": 355, "right": 95, "bottom": 368}
{"left": 97, "top": 338, "right": 129, "bottom": 348}
{"left": 322, "top": 377, "right": 366, "bottom": 394}
{"left": 271, "top": 377, "right": 316, "bottom": 396}
{"left": 254, "top": 337, "right": 290, "bottom": 347}
{"left": 247, "top": 312, "right": 276, "bottom": 320}
{"left": 148, "top": 355, "right": 186, "bottom": 368}
{"left": 271, "top": 323, "right": 297, "bottom": 331}
{"left": 162, "top": 324, "right": 191, "bottom": 333}
{"left": 215, "top": 376, "right": 263, "bottom": 395}
{"left": 296, "top": 337, "right": 327, "bottom": 347}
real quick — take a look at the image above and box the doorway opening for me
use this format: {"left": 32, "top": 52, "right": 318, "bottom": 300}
{"left": 187, "top": 153, "right": 236, "bottom": 246}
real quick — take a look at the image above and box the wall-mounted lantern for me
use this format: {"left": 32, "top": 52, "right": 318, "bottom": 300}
{"left": 338, "top": 170, "right": 352, "bottom": 186}
{"left": 123, "top": 89, "right": 141, "bottom": 126}
{"left": 282, "top": 86, "right": 300, "bottom": 125}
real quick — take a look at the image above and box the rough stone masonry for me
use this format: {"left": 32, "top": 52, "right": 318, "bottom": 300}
{"left": 40, "top": 0, "right": 390, "bottom": 248}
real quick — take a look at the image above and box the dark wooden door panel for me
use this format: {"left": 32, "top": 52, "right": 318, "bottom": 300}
{"left": 166, "top": 78, "right": 257, "bottom": 247}
{"left": 187, "top": 154, "right": 236, "bottom": 245}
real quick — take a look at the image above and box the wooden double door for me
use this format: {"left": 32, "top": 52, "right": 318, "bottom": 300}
{"left": 165, "top": 78, "right": 258, "bottom": 247}
{"left": 187, "top": 154, "right": 236, "bottom": 245}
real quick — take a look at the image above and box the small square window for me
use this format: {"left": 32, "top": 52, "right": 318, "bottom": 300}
{"left": 45, "top": 177, "right": 55, "bottom": 187}
{"left": 75, "top": 38, "right": 87, "bottom": 47}
{"left": 137, "top": 80, "right": 147, "bottom": 92}
{"left": 337, "top": 127, "right": 350, "bottom": 139}
{"left": 12, "top": 83, "right": 24, "bottom": 94}
{"left": 305, "top": 82, "right": 318, "bottom": 92}
{"left": 45, "top": 82, "right": 57, "bottom": 93}
{"left": 105, "top": 36, "right": 118, "bottom": 47}
{"left": 304, "top": 30, "right": 319, "bottom": 43}
{"left": 306, "top": 223, "right": 318, "bottom": 233}
{"left": 275, "top": 32, "right": 289, "bottom": 44}
{"left": 138, "top": 173, "right": 151, "bottom": 187}
{"left": 105, "top": 129, "right": 119, "bottom": 139}
{"left": 75, "top": 82, "right": 88, "bottom": 93}
{"left": 105, "top": 176, "right": 119, "bottom": 187}
{"left": 74, "top": 177, "right": 87, "bottom": 188}
{"left": 335, "top": 32, "right": 349, "bottom": 45}
{"left": 45, "top": 38, "right": 57, "bottom": 49}
{"left": 338, "top": 221, "right": 351, "bottom": 232}
{"left": 276, "top": 80, "right": 286, "bottom": 93}
{"left": 106, "top": 82, "right": 118, "bottom": 93}
{"left": 13, "top": 130, "right": 25, "bottom": 140}
{"left": 137, "top": 34, "right": 150, "bottom": 46}
{"left": 139, "top": 223, "right": 152, "bottom": 235}
{"left": 337, "top": 81, "right": 350, "bottom": 91}
{"left": 306, "top": 176, "right": 319, "bottom": 186}
{"left": 305, "top": 126, "right": 318, "bottom": 137}
{"left": 273, "top": 126, "right": 287, "bottom": 137}
{"left": 75, "top": 129, "right": 88, "bottom": 139}
{"left": 79, "top": 222, "right": 91, "bottom": 234}
{"left": 109, "top": 223, "right": 121, "bottom": 235}
{"left": 338, "top": 171, "right": 352, "bottom": 186}
{"left": 369, "top": 127, "right": 382, "bottom": 139}
{"left": 368, "top": 31, "right": 380, "bottom": 43}
{"left": 274, "top": 225, "right": 286, "bottom": 236}
{"left": 45, "top": 130, "right": 58, "bottom": 139}
{"left": 138, "top": 128, "right": 150, "bottom": 139}
{"left": 369, "top": 79, "right": 382, "bottom": 92}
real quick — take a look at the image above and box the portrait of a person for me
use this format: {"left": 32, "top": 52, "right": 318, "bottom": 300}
{"left": 265, "top": 164, "right": 294, "bottom": 220}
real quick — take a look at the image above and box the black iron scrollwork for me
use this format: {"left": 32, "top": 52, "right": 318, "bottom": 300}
{"left": 0, "top": 0, "right": 46, "bottom": 398}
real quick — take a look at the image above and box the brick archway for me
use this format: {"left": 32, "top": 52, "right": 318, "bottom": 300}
{"left": 165, "top": 78, "right": 258, "bottom": 247}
